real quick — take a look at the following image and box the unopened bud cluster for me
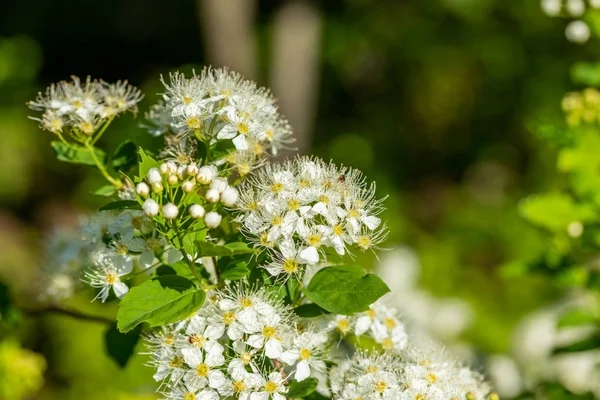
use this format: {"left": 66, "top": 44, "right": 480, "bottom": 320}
{"left": 562, "top": 88, "right": 600, "bottom": 126}
{"left": 136, "top": 160, "right": 239, "bottom": 231}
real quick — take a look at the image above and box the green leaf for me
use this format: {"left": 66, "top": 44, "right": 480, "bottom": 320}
{"left": 51, "top": 141, "right": 107, "bottom": 166}
{"left": 99, "top": 200, "right": 142, "bottom": 211}
{"left": 286, "top": 378, "right": 319, "bottom": 398}
{"left": 116, "top": 275, "right": 205, "bottom": 332}
{"left": 558, "top": 309, "right": 598, "bottom": 328}
{"left": 92, "top": 185, "right": 117, "bottom": 197}
{"left": 195, "top": 241, "right": 255, "bottom": 257}
{"left": 219, "top": 261, "right": 250, "bottom": 281}
{"left": 553, "top": 333, "right": 600, "bottom": 354}
{"left": 112, "top": 140, "right": 138, "bottom": 173}
{"left": 304, "top": 265, "right": 390, "bottom": 315}
{"left": 294, "top": 303, "right": 330, "bottom": 318}
{"left": 519, "top": 193, "right": 595, "bottom": 232}
{"left": 104, "top": 322, "right": 142, "bottom": 367}
{"left": 136, "top": 148, "right": 160, "bottom": 182}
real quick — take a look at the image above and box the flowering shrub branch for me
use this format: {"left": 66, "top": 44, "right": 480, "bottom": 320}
{"left": 30, "top": 67, "right": 495, "bottom": 400}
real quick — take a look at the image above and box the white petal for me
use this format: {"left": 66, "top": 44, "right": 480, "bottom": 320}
{"left": 232, "top": 134, "right": 249, "bottom": 150}
{"left": 182, "top": 347, "right": 204, "bottom": 367}
{"left": 139, "top": 250, "right": 155, "bottom": 267}
{"left": 362, "top": 215, "right": 381, "bottom": 230}
{"left": 355, "top": 315, "right": 372, "bottom": 336}
{"left": 295, "top": 360, "right": 311, "bottom": 382}
{"left": 246, "top": 334, "right": 264, "bottom": 349}
{"left": 250, "top": 392, "right": 269, "bottom": 400}
{"left": 197, "top": 389, "right": 219, "bottom": 400}
{"left": 280, "top": 350, "right": 299, "bottom": 365}
{"left": 166, "top": 248, "right": 183, "bottom": 264}
{"left": 112, "top": 282, "right": 129, "bottom": 299}
{"left": 298, "top": 247, "right": 319, "bottom": 264}
{"left": 265, "top": 338, "right": 283, "bottom": 359}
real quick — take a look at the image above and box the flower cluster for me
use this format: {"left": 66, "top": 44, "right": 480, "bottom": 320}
{"left": 145, "top": 68, "right": 294, "bottom": 167}
{"left": 236, "top": 156, "right": 388, "bottom": 281}
{"left": 331, "top": 348, "right": 492, "bottom": 400}
{"left": 137, "top": 160, "right": 239, "bottom": 233}
{"left": 40, "top": 210, "right": 168, "bottom": 303}
{"left": 28, "top": 76, "right": 142, "bottom": 137}
{"left": 147, "top": 284, "right": 329, "bottom": 400}
{"left": 324, "top": 299, "right": 408, "bottom": 354}
{"left": 562, "top": 87, "right": 600, "bottom": 126}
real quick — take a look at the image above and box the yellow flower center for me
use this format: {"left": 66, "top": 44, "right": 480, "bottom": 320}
{"left": 299, "top": 179, "right": 310, "bottom": 188}
{"left": 307, "top": 234, "right": 321, "bottom": 247}
{"left": 72, "top": 100, "right": 83, "bottom": 108}
{"left": 333, "top": 225, "right": 344, "bottom": 236}
{"left": 271, "top": 216, "right": 283, "bottom": 226}
{"left": 337, "top": 318, "right": 350, "bottom": 332}
{"left": 183, "top": 392, "right": 196, "bottom": 400}
{"left": 367, "top": 309, "right": 376, "bottom": 318}
{"left": 375, "top": 381, "right": 387, "bottom": 393}
{"left": 233, "top": 380, "right": 246, "bottom": 393}
{"left": 357, "top": 236, "right": 371, "bottom": 251}
{"left": 238, "top": 163, "right": 251, "bottom": 176}
{"left": 265, "top": 129, "right": 273, "bottom": 139}
{"left": 381, "top": 338, "right": 393, "bottom": 349}
{"left": 265, "top": 381, "right": 278, "bottom": 394}
{"left": 366, "top": 365, "right": 379, "bottom": 373}
{"left": 259, "top": 233, "right": 273, "bottom": 247}
{"left": 237, "top": 122, "right": 249, "bottom": 134}
{"left": 187, "top": 116, "right": 201, "bottom": 129}
{"left": 300, "top": 348, "right": 312, "bottom": 360}
{"left": 415, "top": 394, "right": 426, "bottom": 400}
{"left": 183, "top": 392, "right": 195, "bottom": 400}
{"left": 223, "top": 311, "right": 236, "bottom": 325}
{"left": 196, "top": 363, "right": 209, "bottom": 377}
{"left": 287, "top": 199, "right": 300, "bottom": 211}
{"left": 170, "top": 356, "right": 182, "bottom": 368}
{"left": 253, "top": 142, "right": 265, "bottom": 155}
{"left": 283, "top": 259, "right": 298, "bottom": 273}
{"left": 184, "top": 96, "right": 192, "bottom": 105}
{"left": 347, "top": 209, "right": 360, "bottom": 218}
{"left": 263, "top": 326, "right": 277, "bottom": 338}
{"left": 241, "top": 352, "right": 252, "bottom": 365}
{"left": 188, "top": 334, "right": 207, "bottom": 348}
{"left": 318, "top": 195, "right": 329, "bottom": 204}
{"left": 426, "top": 373, "right": 437, "bottom": 384}
{"left": 384, "top": 318, "right": 397, "bottom": 329}
{"left": 79, "top": 121, "right": 95, "bottom": 134}
{"left": 164, "top": 335, "right": 174, "bottom": 345}
{"left": 270, "top": 183, "right": 284, "bottom": 193}
{"left": 105, "top": 272, "right": 118, "bottom": 285}
{"left": 240, "top": 297, "right": 253, "bottom": 308}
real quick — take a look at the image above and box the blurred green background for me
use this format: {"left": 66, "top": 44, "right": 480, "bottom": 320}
{"left": 0, "top": 0, "right": 594, "bottom": 399}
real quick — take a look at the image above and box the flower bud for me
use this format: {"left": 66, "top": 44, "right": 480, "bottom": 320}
{"left": 136, "top": 182, "right": 150, "bottom": 197}
{"left": 196, "top": 165, "right": 218, "bottom": 185}
{"left": 160, "top": 161, "right": 177, "bottom": 175}
{"left": 189, "top": 204, "right": 205, "bottom": 219}
{"left": 143, "top": 199, "right": 159, "bottom": 216}
{"left": 221, "top": 187, "right": 239, "bottom": 207}
{"left": 210, "top": 177, "right": 228, "bottom": 193}
{"left": 204, "top": 211, "right": 222, "bottom": 229}
{"left": 167, "top": 174, "right": 178, "bottom": 185}
{"left": 162, "top": 203, "right": 179, "bottom": 219}
{"left": 205, "top": 188, "right": 220, "bottom": 203}
{"left": 146, "top": 168, "right": 162, "bottom": 184}
{"left": 186, "top": 164, "right": 199, "bottom": 177}
{"left": 182, "top": 180, "right": 195, "bottom": 193}
{"left": 152, "top": 181, "right": 163, "bottom": 193}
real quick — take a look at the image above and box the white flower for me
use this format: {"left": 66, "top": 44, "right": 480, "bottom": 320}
{"left": 181, "top": 345, "right": 226, "bottom": 392}
{"left": 250, "top": 372, "right": 288, "bottom": 400}
{"left": 147, "top": 167, "right": 163, "bottom": 184}
{"left": 84, "top": 251, "right": 132, "bottom": 302}
{"left": 210, "top": 177, "right": 229, "bottom": 193}
{"left": 246, "top": 313, "right": 288, "bottom": 358}
{"left": 280, "top": 331, "right": 327, "bottom": 381}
